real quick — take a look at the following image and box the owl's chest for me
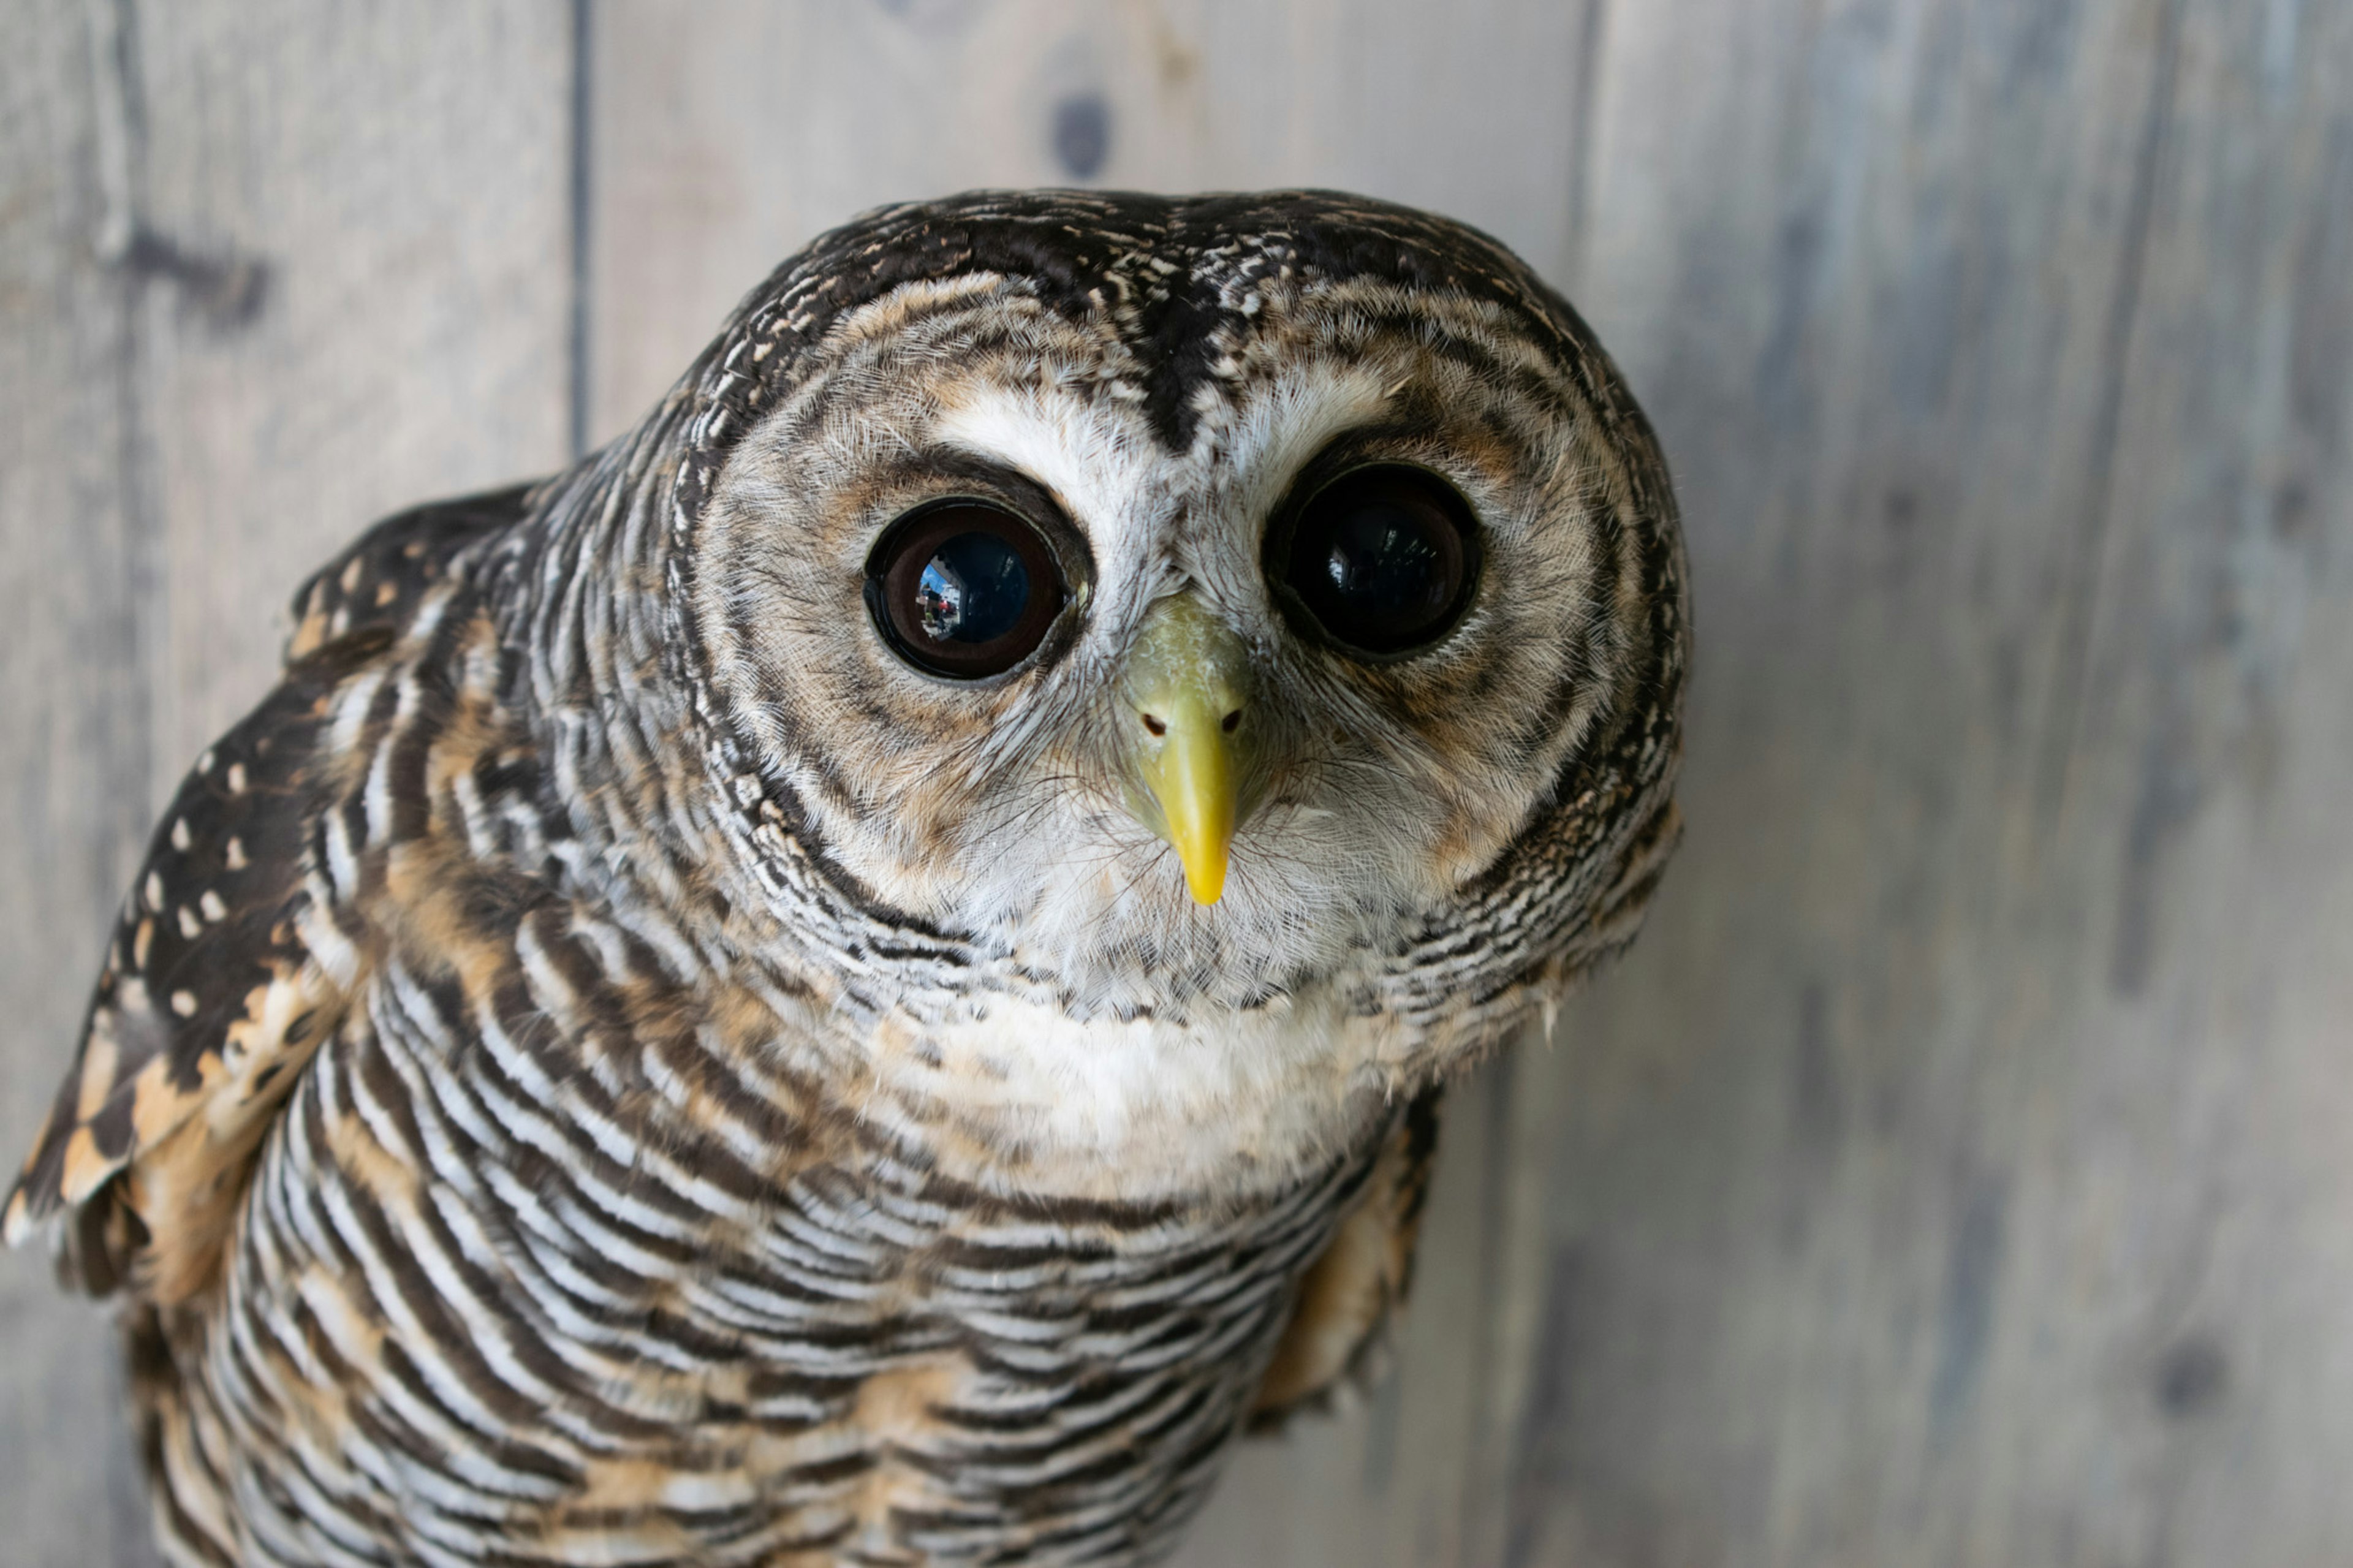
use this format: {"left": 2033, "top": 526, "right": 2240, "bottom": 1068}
{"left": 632, "top": 1148, "right": 1372, "bottom": 1561}
{"left": 195, "top": 985, "right": 1389, "bottom": 1564}
{"left": 848, "top": 978, "right": 1412, "bottom": 1203}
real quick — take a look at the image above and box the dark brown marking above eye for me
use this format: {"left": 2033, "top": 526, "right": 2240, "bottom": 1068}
{"left": 865, "top": 501, "right": 1067, "bottom": 679}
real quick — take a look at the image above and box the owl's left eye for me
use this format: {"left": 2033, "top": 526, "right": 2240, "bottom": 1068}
{"left": 1267, "top": 463, "right": 1481, "bottom": 659}
{"left": 865, "top": 501, "right": 1067, "bottom": 678}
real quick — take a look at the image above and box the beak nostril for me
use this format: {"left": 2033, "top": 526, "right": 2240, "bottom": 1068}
{"left": 1142, "top": 713, "right": 1167, "bottom": 737}
{"left": 1221, "top": 710, "right": 1241, "bottom": 734}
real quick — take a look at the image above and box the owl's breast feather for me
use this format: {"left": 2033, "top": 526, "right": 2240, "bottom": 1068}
{"left": 847, "top": 987, "right": 1412, "bottom": 1205}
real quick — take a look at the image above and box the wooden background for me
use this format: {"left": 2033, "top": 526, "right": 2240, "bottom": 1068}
{"left": 2, "top": 1, "right": 2349, "bottom": 1562}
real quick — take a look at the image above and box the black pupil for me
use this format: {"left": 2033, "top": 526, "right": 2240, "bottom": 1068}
{"left": 916, "top": 531, "right": 1030, "bottom": 645}
{"left": 1324, "top": 506, "right": 1448, "bottom": 625}
{"left": 1283, "top": 468, "right": 1471, "bottom": 654}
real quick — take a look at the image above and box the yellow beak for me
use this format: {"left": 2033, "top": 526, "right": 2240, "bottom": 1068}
{"left": 1123, "top": 594, "right": 1253, "bottom": 906}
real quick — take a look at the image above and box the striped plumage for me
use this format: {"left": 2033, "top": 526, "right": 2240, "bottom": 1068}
{"left": 7, "top": 191, "right": 1686, "bottom": 1566}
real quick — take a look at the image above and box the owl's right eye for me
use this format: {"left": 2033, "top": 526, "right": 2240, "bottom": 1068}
{"left": 865, "top": 501, "right": 1067, "bottom": 678}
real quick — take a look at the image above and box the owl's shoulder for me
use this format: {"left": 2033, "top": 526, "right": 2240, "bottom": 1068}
{"left": 286, "top": 480, "right": 533, "bottom": 661}
{"left": 2, "top": 481, "right": 542, "bottom": 1300}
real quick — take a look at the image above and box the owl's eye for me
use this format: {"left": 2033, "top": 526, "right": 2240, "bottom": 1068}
{"left": 1273, "top": 465, "right": 1480, "bottom": 657}
{"left": 866, "top": 501, "right": 1066, "bottom": 678}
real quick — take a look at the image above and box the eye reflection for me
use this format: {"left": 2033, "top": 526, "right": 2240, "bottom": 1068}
{"left": 1324, "top": 509, "right": 1447, "bottom": 621}
{"left": 917, "top": 532, "right": 1031, "bottom": 644}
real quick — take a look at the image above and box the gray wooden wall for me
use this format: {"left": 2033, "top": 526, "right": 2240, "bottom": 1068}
{"left": 3, "top": 2, "right": 2348, "bottom": 1563}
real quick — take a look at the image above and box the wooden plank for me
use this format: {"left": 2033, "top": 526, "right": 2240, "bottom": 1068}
{"left": 588, "top": 10, "right": 1601, "bottom": 1563}
{"left": 1480, "top": 1, "right": 2353, "bottom": 1564}
{"left": 0, "top": 3, "right": 575, "bottom": 1561}
{"left": 0, "top": 2, "right": 167, "bottom": 1559}
{"left": 129, "top": 0, "right": 577, "bottom": 774}
{"left": 583, "top": 0, "right": 1598, "bottom": 445}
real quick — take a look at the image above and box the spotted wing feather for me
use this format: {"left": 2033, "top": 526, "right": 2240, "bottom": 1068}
{"left": 2, "top": 483, "right": 531, "bottom": 1301}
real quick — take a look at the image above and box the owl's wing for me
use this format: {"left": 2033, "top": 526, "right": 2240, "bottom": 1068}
{"left": 1, "top": 483, "right": 531, "bottom": 1303}
{"left": 1250, "top": 1088, "right": 1443, "bottom": 1426}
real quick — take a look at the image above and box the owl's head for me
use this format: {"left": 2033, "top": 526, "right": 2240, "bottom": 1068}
{"left": 648, "top": 192, "right": 1684, "bottom": 1036}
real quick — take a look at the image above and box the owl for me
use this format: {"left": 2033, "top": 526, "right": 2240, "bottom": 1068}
{"left": 6, "top": 191, "right": 1685, "bottom": 1567}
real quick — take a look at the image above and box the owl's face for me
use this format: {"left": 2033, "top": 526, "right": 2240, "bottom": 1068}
{"left": 694, "top": 305, "right": 1636, "bottom": 1015}
{"left": 678, "top": 195, "right": 1680, "bottom": 1026}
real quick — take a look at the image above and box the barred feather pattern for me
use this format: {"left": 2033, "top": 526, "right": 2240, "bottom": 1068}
{"left": 172, "top": 949, "right": 1390, "bottom": 1566}
{"left": 7, "top": 191, "right": 1688, "bottom": 1566}
{"left": 91, "top": 520, "right": 1411, "bottom": 1566}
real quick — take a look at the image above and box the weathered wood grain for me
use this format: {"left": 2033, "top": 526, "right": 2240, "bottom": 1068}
{"left": 1474, "top": 1, "right": 2353, "bottom": 1564}
{"left": 0, "top": 4, "right": 167, "bottom": 1559}
{"left": 0, "top": 3, "right": 574, "bottom": 1561}
{"left": 582, "top": 0, "right": 1601, "bottom": 444}
{"left": 126, "top": 0, "right": 577, "bottom": 770}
